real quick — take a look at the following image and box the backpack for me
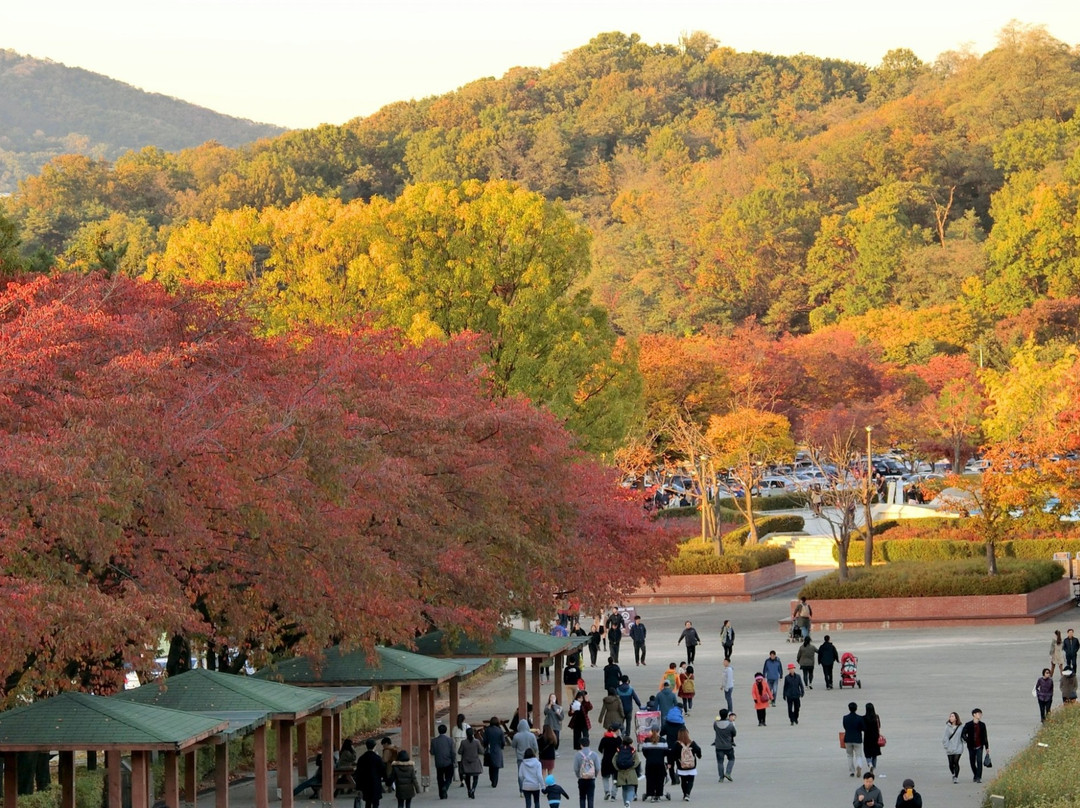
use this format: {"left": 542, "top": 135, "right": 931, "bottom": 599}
{"left": 579, "top": 752, "right": 597, "bottom": 779}
{"left": 680, "top": 677, "right": 695, "bottom": 696}
{"left": 678, "top": 743, "right": 695, "bottom": 770}
{"left": 615, "top": 746, "right": 635, "bottom": 771}
{"left": 663, "top": 671, "right": 677, "bottom": 689}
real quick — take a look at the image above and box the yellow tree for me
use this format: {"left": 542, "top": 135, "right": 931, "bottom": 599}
{"left": 705, "top": 408, "right": 794, "bottom": 544}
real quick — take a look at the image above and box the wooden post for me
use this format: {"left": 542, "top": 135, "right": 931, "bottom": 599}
{"left": 58, "top": 751, "right": 75, "bottom": 808}
{"left": 182, "top": 750, "right": 197, "bottom": 806}
{"left": 319, "top": 715, "right": 333, "bottom": 802}
{"left": 517, "top": 658, "right": 527, "bottom": 727}
{"left": 448, "top": 677, "right": 460, "bottom": 728}
{"left": 4, "top": 753, "right": 18, "bottom": 808}
{"left": 107, "top": 751, "right": 123, "bottom": 808}
{"left": 408, "top": 687, "right": 421, "bottom": 761}
{"left": 417, "top": 687, "right": 431, "bottom": 789}
{"left": 131, "top": 751, "right": 149, "bottom": 808}
{"left": 253, "top": 724, "right": 268, "bottom": 808}
{"left": 399, "top": 687, "right": 412, "bottom": 766}
{"left": 215, "top": 743, "right": 229, "bottom": 808}
{"left": 163, "top": 752, "right": 180, "bottom": 808}
{"left": 531, "top": 657, "right": 542, "bottom": 727}
{"left": 296, "top": 722, "right": 309, "bottom": 778}
{"left": 332, "top": 713, "right": 342, "bottom": 750}
{"left": 277, "top": 720, "right": 295, "bottom": 808}
{"left": 554, "top": 653, "right": 564, "bottom": 703}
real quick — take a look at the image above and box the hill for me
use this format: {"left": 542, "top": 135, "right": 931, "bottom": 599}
{"left": 0, "top": 49, "right": 286, "bottom": 193}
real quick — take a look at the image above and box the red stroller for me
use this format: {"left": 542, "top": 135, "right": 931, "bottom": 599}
{"left": 839, "top": 652, "right": 861, "bottom": 689}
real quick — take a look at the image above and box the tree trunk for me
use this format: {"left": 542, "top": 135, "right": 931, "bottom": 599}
{"left": 837, "top": 540, "right": 849, "bottom": 582}
{"left": 709, "top": 499, "right": 724, "bottom": 556}
{"left": 165, "top": 634, "right": 192, "bottom": 678}
{"left": 746, "top": 496, "right": 758, "bottom": 544}
{"left": 863, "top": 498, "right": 874, "bottom": 568}
{"left": 986, "top": 540, "right": 998, "bottom": 575}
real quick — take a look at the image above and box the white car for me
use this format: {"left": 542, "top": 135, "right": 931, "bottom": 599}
{"left": 964, "top": 458, "right": 990, "bottom": 473}
{"left": 758, "top": 476, "right": 795, "bottom": 496}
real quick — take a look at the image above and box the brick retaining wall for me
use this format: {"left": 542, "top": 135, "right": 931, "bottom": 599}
{"left": 626, "top": 560, "right": 804, "bottom": 604}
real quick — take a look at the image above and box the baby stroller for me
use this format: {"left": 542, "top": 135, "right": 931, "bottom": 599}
{"left": 786, "top": 621, "right": 802, "bottom": 643}
{"left": 839, "top": 652, "right": 861, "bottom": 689}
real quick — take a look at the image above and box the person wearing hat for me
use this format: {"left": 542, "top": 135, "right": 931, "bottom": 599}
{"left": 782, "top": 663, "right": 805, "bottom": 726}
{"left": 750, "top": 673, "right": 772, "bottom": 727}
{"left": 893, "top": 777, "right": 922, "bottom": 807}
{"left": 1060, "top": 666, "right": 1077, "bottom": 704}
{"left": 852, "top": 771, "right": 883, "bottom": 808}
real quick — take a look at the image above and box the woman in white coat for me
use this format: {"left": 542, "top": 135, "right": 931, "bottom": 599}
{"left": 942, "top": 711, "right": 965, "bottom": 784}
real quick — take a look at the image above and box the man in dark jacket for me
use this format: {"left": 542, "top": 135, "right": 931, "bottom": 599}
{"left": 960, "top": 708, "right": 989, "bottom": 783}
{"left": 676, "top": 621, "right": 701, "bottom": 664}
{"left": 603, "top": 657, "right": 623, "bottom": 693}
{"left": 852, "top": 771, "right": 883, "bottom": 808}
{"left": 818, "top": 635, "right": 840, "bottom": 689}
{"left": 629, "top": 615, "right": 648, "bottom": 666}
{"left": 430, "top": 724, "right": 456, "bottom": 798}
{"left": 1063, "top": 628, "right": 1079, "bottom": 671}
{"left": 842, "top": 702, "right": 865, "bottom": 777}
{"left": 355, "top": 739, "right": 385, "bottom": 808}
{"left": 782, "top": 664, "right": 805, "bottom": 725}
{"left": 605, "top": 609, "right": 625, "bottom": 663}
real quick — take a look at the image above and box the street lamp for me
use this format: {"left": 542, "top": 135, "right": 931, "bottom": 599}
{"left": 699, "top": 455, "right": 709, "bottom": 543}
{"left": 865, "top": 426, "right": 873, "bottom": 500}
{"left": 864, "top": 426, "right": 874, "bottom": 563}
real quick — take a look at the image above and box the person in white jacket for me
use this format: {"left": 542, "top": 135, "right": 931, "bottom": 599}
{"left": 519, "top": 749, "right": 545, "bottom": 808}
{"left": 941, "top": 712, "right": 965, "bottom": 784}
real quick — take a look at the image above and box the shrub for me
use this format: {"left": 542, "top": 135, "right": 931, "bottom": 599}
{"left": 800, "top": 559, "right": 1064, "bottom": 599}
{"left": 983, "top": 705, "right": 1080, "bottom": 808}
{"left": 724, "top": 514, "right": 805, "bottom": 544}
{"left": 666, "top": 540, "right": 789, "bottom": 574}
{"left": 835, "top": 536, "right": 1080, "bottom": 564}
{"left": 654, "top": 506, "right": 700, "bottom": 519}
{"left": 715, "top": 492, "right": 806, "bottom": 512}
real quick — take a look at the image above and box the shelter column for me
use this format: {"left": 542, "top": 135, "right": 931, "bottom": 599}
{"left": 448, "top": 678, "right": 459, "bottom": 729}
{"left": 332, "top": 714, "right": 342, "bottom": 750}
{"left": 131, "top": 751, "right": 149, "bottom": 808}
{"left": 516, "top": 658, "right": 527, "bottom": 727}
{"left": 4, "top": 752, "right": 17, "bottom": 808}
{"left": 276, "top": 720, "right": 295, "bottom": 808}
{"left": 399, "top": 687, "right": 412, "bottom": 766}
{"left": 58, "top": 751, "right": 75, "bottom": 808}
{"left": 215, "top": 742, "right": 229, "bottom": 808}
{"left": 320, "top": 715, "right": 333, "bottom": 801}
{"left": 407, "top": 686, "right": 421, "bottom": 761}
{"left": 554, "top": 654, "right": 564, "bottom": 703}
{"left": 107, "top": 751, "right": 123, "bottom": 808}
{"left": 183, "top": 751, "right": 197, "bottom": 806}
{"left": 163, "top": 752, "right": 180, "bottom": 808}
{"left": 530, "top": 657, "right": 542, "bottom": 727}
{"left": 418, "top": 687, "right": 432, "bottom": 790}
{"left": 253, "top": 724, "right": 268, "bottom": 808}
{"left": 296, "top": 722, "right": 309, "bottom": 778}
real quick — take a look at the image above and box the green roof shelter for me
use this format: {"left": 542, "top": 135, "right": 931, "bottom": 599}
{"left": 114, "top": 668, "right": 344, "bottom": 808}
{"left": 0, "top": 692, "right": 226, "bottom": 808}
{"left": 404, "top": 629, "right": 578, "bottom": 728}
{"left": 255, "top": 647, "right": 465, "bottom": 789}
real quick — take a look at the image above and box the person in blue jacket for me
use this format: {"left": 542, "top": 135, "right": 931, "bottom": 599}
{"left": 762, "top": 651, "right": 783, "bottom": 706}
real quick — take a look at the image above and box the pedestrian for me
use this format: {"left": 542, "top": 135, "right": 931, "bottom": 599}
{"left": 1050, "top": 629, "right": 1065, "bottom": 674}
{"left": 672, "top": 728, "right": 701, "bottom": 802}
{"left": 588, "top": 621, "right": 604, "bottom": 668}
{"left": 564, "top": 654, "right": 583, "bottom": 705}
{"left": 843, "top": 701, "right": 866, "bottom": 778}
{"left": 430, "top": 724, "right": 455, "bottom": 799}
{"left": 793, "top": 597, "right": 812, "bottom": 640}
{"left": 513, "top": 718, "right": 540, "bottom": 790}
{"left": 762, "top": 651, "right": 783, "bottom": 706}
{"left": 960, "top": 708, "right": 989, "bottom": 783}
{"left": 538, "top": 726, "right": 558, "bottom": 777}
{"left": 676, "top": 621, "right": 700, "bottom": 664}
{"left": 1061, "top": 667, "right": 1078, "bottom": 704}
{"left": 573, "top": 737, "right": 601, "bottom": 808}
{"left": 797, "top": 636, "right": 817, "bottom": 688}
{"left": 380, "top": 737, "right": 399, "bottom": 793}
{"left": 459, "top": 727, "right": 484, "bottom": 799}
{"left": 614, "top": 736, "right": 641, "bottom": 807}
{"left": 941, "top": 711, "right": 964, "bottom": 784}
{"left": 482, "top": 716, "right": 505, "bottom": 788}
{"left": 678, "top": 666, "right": 696, "bottom": 712}
{"left": 604, "top": 658, "right": 623, "bottom": 693}
{"left": 711, "top": 708, "right": 736, "bottom": 783}
{"left": 818, "top": 635, "right": 839, "bottom": 690}
{"left": 862, "top": 703, "right": 882, "bottom": 774}
{"left": 606, "top": 609, "right": 625, "bottom": 663}
{"left": 545, "top": 693, "right": 565, "bottom": 748}
{"left": 542, "top": 774, "right": 570, "bottom": 808}
{"left": 597, "top": 724, "right": 621, "bottom": 802}
{"left": 853, "top": 771, "right": 883, "bottom": 808}
{"left": 894, "top": 777, "right": 922, "bottom": 808}
{"left": 389, "top": 751, "right": 420, "bottom": 808}
{"left": 721, "top": 659, "right": 734, "bottom": 715}
{"left": 655, "top": 681, "right": 678, "bottom": 729}
{"left": 720, "top": 620, "right": 735, "bottom": 661}
{"left": 452, "top": 714, "right": 470, "bottom": 787}
{"left": 1035, "top": 667, "right": 1055, "bottom": 722}
{"left": 783, "top": 663, "right": 804, "bottom": 726}
{"left": 629, "top": 616, "right": 648, "bottom": 666}
{"left": 751, "top": 673, "right": 772, "bottom": 727}
{"left": 640, "top": 729, "right": 670, "bottom": 801}
{"left": 616, "top": 676, "right": 642, "bottom": 732}
{"left": 568, "top": 691, "right": 593, "bottom": 750}
{"left": 599, "top": 689, "right": 625, "bottom": 734}
{"left": 660, "top": 663, "right": 681, "bottom": 692}
{"left": 355, "top": 739, "right": 385, "bottom": 808}
{"left": 1063, "top": 628, "right": 1079, "bottom": 671}
{"left": 520, "top": 749, "right": 544, "bottom": 808}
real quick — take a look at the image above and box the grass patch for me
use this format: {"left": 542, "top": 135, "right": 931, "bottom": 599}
{"left": 800, "top": 558, "right": 1064, "bottom": 599}
{"left": 724, "top": 514, "right": 804, "bottom": 543}
{"left": 983, "top": 704, "right": 1080, "bottom": 808}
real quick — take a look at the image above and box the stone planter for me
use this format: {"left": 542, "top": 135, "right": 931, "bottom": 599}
{"left": 626, "top": 560, "right": 803, "bottom": 604}
{"left": 777, "top": 577, "right": 1074, "bottom": 630}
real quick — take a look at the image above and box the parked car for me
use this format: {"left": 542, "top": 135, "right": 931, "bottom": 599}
{"left": 964, "top": 458, "right": 990, "bottom": 473}
{"left": 758, "top": 476, "right": 794, "bottom": 495}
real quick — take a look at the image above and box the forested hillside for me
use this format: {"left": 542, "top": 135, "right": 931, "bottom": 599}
{"left": 0, "top": 49, "right": 286, "bottom": 193}
{"left": 2, "top": 23, "right": 1080, "bottom": 456}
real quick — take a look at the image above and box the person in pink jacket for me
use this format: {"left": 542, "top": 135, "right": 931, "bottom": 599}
{"left": 751, "top": 673, "right": 773, "bottom": 727}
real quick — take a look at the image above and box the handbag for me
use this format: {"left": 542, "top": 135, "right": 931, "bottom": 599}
{"left": 878, "top": 734, "right": 886, "bottom": 748}
{"left": 983, "top": 752, "right": 993, "bottom": 768}
{"left": 838, "top": 731, "right": 846, "bottom": 749}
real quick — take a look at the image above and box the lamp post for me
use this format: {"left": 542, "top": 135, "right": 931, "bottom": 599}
{"left": 864, "top": 426, "right": 874, "bottom": 566}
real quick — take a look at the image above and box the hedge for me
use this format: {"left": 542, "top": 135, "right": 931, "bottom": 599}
{"left": 983, "top": 703, "right": 1080, "bottom": 808}
{"left": 666, "top": 542, "right": 790, "bottom": 575}
{"left": 724, "top": 514, "right": 805, "bottom": 543}
{"left": 715, "top": 492, "right": 806, "bottom": 512}
{"left": 834, "top": 537, "right": 1080, "bottom": 564}
{"left": 655, "top": 506, "right": 699, "bottom": 519}
{"left": 800, "top": 558, "right": 1065, "bottom": 599}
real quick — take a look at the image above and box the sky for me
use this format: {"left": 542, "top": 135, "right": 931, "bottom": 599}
{"left": 3, "top": 0, "right": 1079, "bottom": 129}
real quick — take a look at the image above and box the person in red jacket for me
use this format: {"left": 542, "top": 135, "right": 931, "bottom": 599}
{"left": 750, "top": 673, "right": 773, "bottom": 727}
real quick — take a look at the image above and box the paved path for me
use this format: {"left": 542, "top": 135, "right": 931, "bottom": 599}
{"left": 207, "top": 577, "right": 1077, "bottom": 808}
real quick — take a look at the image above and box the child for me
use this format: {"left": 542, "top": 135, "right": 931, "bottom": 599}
{"left": 678, "top": 666, "right": 696, "bottom": 712}
{"left": 542, "top": 774, "right": 570, "bottom": 808}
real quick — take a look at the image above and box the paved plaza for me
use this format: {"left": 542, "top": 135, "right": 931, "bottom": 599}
{"left": 207, "top": 578, "right": 1075, "bottom": 808}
